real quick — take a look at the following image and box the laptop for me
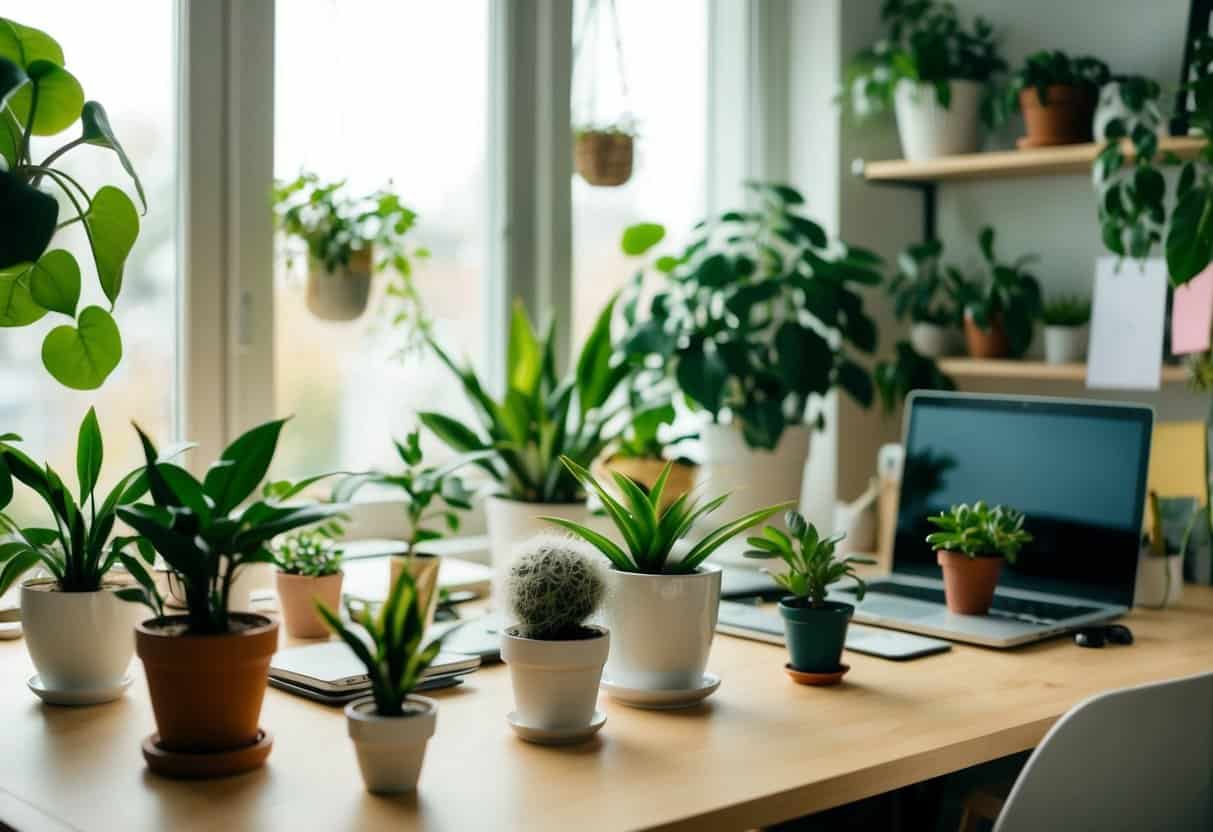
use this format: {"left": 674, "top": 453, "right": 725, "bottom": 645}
{"left": 832, "top": 392, "right": 1153, "bottom": 648}
{"left": 270, "top": 642, "right": 481, "bottom": 704}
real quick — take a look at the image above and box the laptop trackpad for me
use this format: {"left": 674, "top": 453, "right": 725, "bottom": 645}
{"left": 858, "top": 598, "right": 938, "bottom": 620}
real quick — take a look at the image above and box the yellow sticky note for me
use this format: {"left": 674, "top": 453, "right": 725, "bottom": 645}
{"left": 1149, "top": 421, "right": 1208, "bottom": 505}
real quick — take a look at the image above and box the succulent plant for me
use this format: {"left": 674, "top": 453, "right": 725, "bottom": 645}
{"left": 505, "top": 535, "right": 606, "bottom": 640}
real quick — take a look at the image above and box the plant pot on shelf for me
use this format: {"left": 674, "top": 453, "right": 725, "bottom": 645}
{"left": 698, "top": 422, "right": 810, "bottom": 528}
{"left": 779, "top": 598, "right": 853, "bottom": 674}
{"left": 936, "top": 550, "right": 1002, "bottom": 615}
{"left": 274, "top": 570, "right": 344, "bottom": 639}
{"left": 1017, "top": 85, "right": 1096, "bottom": 148}
{"left": 345, "top": 695, "right": 437, "bottom": 794}
{"left": 1135, "top": 551, "right": 1183, "bottom": 609}
{"left": 501, "top": 625, "right": 608, "bottom": 732}
{"left": 909, "top": 321, "right": 958, "bottom": 358}
{"left": 306, "top": 248, "right": 373, "bottom": 321}
{"left": 594, "top": 455, "right": 696, "bottom": 511}
{"left": 963, "top": 310, "right": 1010, "bottom": 359}
{"left": 1043, "top": 324, "right": 1089, "bottom": 365}
{"left": 893, "top": 79, "right": 983, "bottom": 162}
{"left": 575, "top": 130, "right": 634, "bottom": 186}
{"left": 485, "top": 496, "right": 599, "bottom": 605}
{"left": 389, "top": 552, "right": 441, "bottom": 633}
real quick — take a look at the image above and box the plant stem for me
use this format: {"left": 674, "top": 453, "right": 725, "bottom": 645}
{"left": 38, "top": 137, "right": 86, "bottom": 171}
{"left": 19, "top": 84, "right": 36, "bottom": 167}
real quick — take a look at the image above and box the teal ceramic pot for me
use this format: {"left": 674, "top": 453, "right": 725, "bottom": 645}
{"left": 778, "top": 599, "right": 853, "bottom": 673}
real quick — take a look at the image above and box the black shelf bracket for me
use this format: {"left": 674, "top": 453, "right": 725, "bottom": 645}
{"left": 1172, "top": 0, "right": 1213, "bottom": 136}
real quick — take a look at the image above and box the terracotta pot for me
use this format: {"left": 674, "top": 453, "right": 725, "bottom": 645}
{"left": 963, "top": 311, "right": 1010, "bottom": 359}
{"left": 1018, "top": 85, "right": 1095, "bottom": 148}
{"left": 306, "top": 248, "right": 373, "bottom": 321}
{"left": 135, "top": 613, "right": 278, "bottom": 753}
{"left": 937, "top": 550, "right": 1003, "bottom": 615}
{"left": 575, "top": 131, "right": 634, "bottom": 186}
{"left": 594, "top": 455, "right": 696, "bottom": 511}
{"left": 389, "top": 553, "right": 441, "bottom": 633}
{"left": 275, "top": 570, "right": 344, "bottom": 639}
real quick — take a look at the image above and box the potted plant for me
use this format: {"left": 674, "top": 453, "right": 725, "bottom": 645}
{"left": 316, "top": 570, "right": 443, "bottom": 794}
{"left": 117, "top": 419, "right": 340, "bottom": 777}
{"left": 842, "top": 1, "right": 1005, "bottom": 161}
{"left": 619, "top": 182, "right": 882, "bottom": 522}
{"left": 1003, "top": 50, "right": 1110, "bottom": 148}
{"left": 594, "top": 399, "right": 696, "bottom": 511}
{"left": 1042, "top": 295, "right": 1091, "bottom": 365}
{"left": 272, "top": 172, "right": 429, "bottom": 327}
{"left": 546, "top": 456, "right": 787, "bottom": 705}
{"left": 0, "top": 17, "right": 143, "bottom": 389}
{"left": 887, "top": 238, "right": 964, "bottom": 358}
{"left": 500, "top": 535, "right": 608, "bottom": 743}
{"left": 419, "top": 300, "right": 626, "bottom": 599}
{"left": 925, "top": 502, "right": 1033, "bottom": 615}
{"left": 0, "top": 408, "right": 165, "bottom": 704}
{"left": 956, "top": 226, "right": 1042, "bottom": 359}
{"left": 273, "top": 524, "right": 345, "bottom": 639}
{"left": 744, "top": 511, "right": 873, "bottom": 684}
{"left": 874, "top": 341, "right": 956, "bottom": 414}
{"left": 575, "top": 122, "right": 635, "bottom": 187}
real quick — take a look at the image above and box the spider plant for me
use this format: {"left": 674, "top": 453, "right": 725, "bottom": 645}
{"left": 744, "top": 511, "right": 874, "bottom": 607}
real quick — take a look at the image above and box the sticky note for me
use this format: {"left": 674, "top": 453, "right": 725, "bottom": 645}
{"left": 1087, "top": 257, "right": 1167, "bottom": 390}
{"left": 1171, "top": 262, "right": 1213, "bottom": 354}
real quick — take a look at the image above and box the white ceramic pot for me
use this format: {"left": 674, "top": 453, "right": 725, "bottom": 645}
{"left": 909, "top": 322, "right": 956, "bottom": 358}
{"left": 485, "top": 496, "right": 596, "bottom": 604}
{"left": 501, "top": 625, "right": 608, "bottom": 730}
{"left": 697, "top": 422, "right": 809, "bottom": 524}
{"left": 346, "top": 695, "right": 437, "bottom": 794}
{"left": 893, "top": 79, "right": 982, "bottom": 161}
{"left": 20, "top": 578, "right": 143, "bottom": 695}
{"left": 1135, "top": 552, "right": 1183, "bottom": 608}
{"left": 604, "top": 564, "right": 721, "bottom": 690}
{"left": 1043, "top": 325, "right": 1088, "bottom": 365}
{"left": 1093, "top": 81, "right": 1165, "bottom": 143}
{"left": 306, "top": 250, "right": 372, "bottom": 322}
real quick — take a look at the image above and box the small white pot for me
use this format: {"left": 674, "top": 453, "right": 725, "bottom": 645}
{"left": 20, "top": 578, "right": 143, "bottom": 694}
{"left": 604, "top": 565, "right": 721, "bottom": 690}
{"left": 485, "top": 496, "right": 598, "bottom": 604}
{"left": 501, "top": 625, "right": 608, "bottom": 730}
{"left": 1043, "top": 324, "right": 1089, "bottom": 365}
{"left": 1093, "top": 81, "right": 1165, "bottom": 143}
{"left": 306, "top": 250, "right": 372, "bottom": 322}
{"left": 893, "top": 79, "right": 982, "bottom": 161}
{"left": 1135, "top": 552, "right": 1183, "bottom": 608}
{"left": 909, "top": 322, "right": 957, "bottom": 358}
{"left": 346, "top": 695, "right": 437, "bottom": 794}
{"left": 698, "top": 422, "right": 809, "bottom": 522}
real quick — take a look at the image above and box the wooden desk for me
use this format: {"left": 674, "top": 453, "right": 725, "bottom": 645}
{"left": 2, "top": 589, "right": 1213, "bottom": 832}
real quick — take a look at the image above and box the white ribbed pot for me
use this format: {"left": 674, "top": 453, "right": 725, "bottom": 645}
{"left": 893, "top": 79, "right": 982, "bottom": 161}
{"left": 604, "top": 565, "right": 721, "bottom": 690}
{"left": 909, "top": 322, "right": 957, "bottom": 358}
{"left": 1043, "top": 325, "right": 1088, "bottom": 365}
{"left": 346, "top": 695, "right": 437, "bottom": 794}
{"left": 698, "top": 423, "right": 809, "bottom": 525}
{"left": 20, "top": 578, "right": 143, "bottom": 696}
{"left": 501, "top": 625, "right": 608, "bottom": 730}
{"left": 306, "top": 249, "right": 372, "bottom": 322}
{"left": 485, "top": 496, "right": 596, "bottom": 604}
{"left": 1135, "top": 553, "right": 1183, "bottom": 609}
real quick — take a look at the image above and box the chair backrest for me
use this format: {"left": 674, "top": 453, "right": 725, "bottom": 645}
{"left": 994, "top": 671, "right": 1213, "bottom": 832}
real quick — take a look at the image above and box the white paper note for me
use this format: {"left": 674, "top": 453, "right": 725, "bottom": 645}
{"left": 1086, "top": 257, "right": 1167, "bottom": 390}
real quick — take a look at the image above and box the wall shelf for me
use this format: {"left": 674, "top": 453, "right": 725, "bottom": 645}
{"left": 938, "top": 358, "right": 1189, "bottom": 385}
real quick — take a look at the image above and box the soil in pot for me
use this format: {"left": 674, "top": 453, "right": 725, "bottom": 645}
{"left": 275, "top": 570, "right": 343, "bottom": 639}
{"left": 963, "top": 312, "right": 1010, "bottom": 359}
{"left": 501, "top": 624, "right": 609, "bottom": 731}
{"left": 1018, "top": 85, "right": 1095, "bottom": 148}
{"left": 346, "top": 695, "right": 437, "bottom": 794}
{"left": 575, "top": 131, "right": 634, "bottom": 186}
{"left": 937, "top": 550, "right": 1003, "bottom": 615}
{"left": 779, "top": 599, "right": 853, "bottom": 673}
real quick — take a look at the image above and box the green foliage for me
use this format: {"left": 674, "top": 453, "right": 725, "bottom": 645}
{"left": 419, "top": 298, "right": 628, "bottom": 503}
{"left": 1042, "top": 294, "right": 1091, "bottom": 327}
{"left": 925, "top": 501, "right": 1033, "bottom": 563}
{"left": 611, "top": 401, "right": 695, "bottom": 461}
{"left": 874, "top": 341, "right": 956, "bottom": 414}
{"left": 117, "top": 419, "right": 342, "bottom": 634}
{"left": 618, "top": 181, "right": 882, "bottom": 451}
{"left": 0, "top": 18, "right": 144, "bottom": 389}
{"left": 274, "top": 524, "right": 344, "bottom": 578}
{"left": 316, "top": 570, "right": 443, "bottom": 717}
{"left": 743, "top": 511, "right": 874, "bottom": 607}
{"left": 1002, "top": 50, "right": 1110, "bottom": 114}
{"left": 887, "top": 238, "right": 963, "bottom": 325}
{"left": 1166, "top": 35, "right": 1213, "bottom": 286}
{"left": 504, "top": 534, "right": 606, "bottom": 640}
{"left": 954, "top": 226, "right": 1042, "bottom": 357}
{"left": 544, "top": 455, "right": 790, "bottom": 575}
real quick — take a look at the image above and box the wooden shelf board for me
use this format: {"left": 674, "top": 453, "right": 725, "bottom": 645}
{"left": 938, "top": 358, "right": 1188, "bottom": 384}
{"left": 857, "top": 136, "right": 1206, "bottom": 184}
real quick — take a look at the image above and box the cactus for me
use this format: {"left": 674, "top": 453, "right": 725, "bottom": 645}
{"left": 505, "top": 534, "right": 606, "bottom": 640}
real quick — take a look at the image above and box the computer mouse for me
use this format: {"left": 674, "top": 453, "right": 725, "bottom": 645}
{"left": 1074, "top": 629, "right": 1105, "bottom": 648}
{"left": 1105, "top": 625, "right": 1134, "bottom": 645}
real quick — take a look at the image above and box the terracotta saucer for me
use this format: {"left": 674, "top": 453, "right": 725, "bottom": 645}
{"left": 784, "top": 663, "right": 849, "bottom": 687}
{"left": 142, "top": 730, "right": 273, "bottom": 779}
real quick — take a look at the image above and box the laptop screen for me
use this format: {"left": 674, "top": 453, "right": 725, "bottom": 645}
{"left": 895, "top": 393, "right": 1153, "bottom": 607}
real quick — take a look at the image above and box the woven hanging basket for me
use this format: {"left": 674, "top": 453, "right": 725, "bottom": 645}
{"left": 575, "top": 130, "right": 634, "bottom": 187}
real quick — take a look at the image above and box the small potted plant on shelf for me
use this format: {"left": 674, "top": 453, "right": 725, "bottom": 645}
{"left": 1003, "top": 50, "right": 1110, "bottom": 148}
{"left": 546, "top": 456, "right": 788, "bottom": 708}
{"left": 273, "top": 523, "right": 345, "bottom": 639}
{"left": 956, "top": 226, "right": 1042, "bottom": 359}
{"left": 842, "top": 1, "right": 1005, "bottom": 161}
{"left": 925, "top": 501, "right": 1032, "bottom": 615}
{"left": 500, "top": 535, "right": 608, "bottom": 744}
{"left": 594, "top": 398, "right": 697, "bottom": 511}
{"left": 1041, "top": 294, "right": 1091, "bottom": 365}
{"left": 273, "top": 171, "right": 429, "bottom": 327}
{"left": 887, "top": 239, "right": 964, "bottom": 358}
{"left": 117, "top": 419, "right": 340, "bottom": 778}
{"left": 744, "top": 511, "right": 873, "bottom": 686}
{"left": 316, "top": 570, "right": 443, "bottom": 794}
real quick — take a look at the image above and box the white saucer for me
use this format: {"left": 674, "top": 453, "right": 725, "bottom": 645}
{"left": 28, "top": 674, "right": 132, "bottom": 706}
{"left": 600, "top": 672, "right": 721, "bottom": 710}
{"left": 507, "top": 710, "right": 606, "bottom": 745}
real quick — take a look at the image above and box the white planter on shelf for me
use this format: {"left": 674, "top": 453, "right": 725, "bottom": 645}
{"left": 484, "top": 496, "right": 597, "bottom": 604}
{"left": 893, "top": 79, "right": 982, "bottom": 162}
{"left": 697, "top": 422, "right": 809, "bottom": 523}
{"left": 604, "top": 564, "right": 721, "bottom": 690}
{"left": 1135, "top": 552, "right": 1183, "bottom": 609}
{"left": 1043, "top": 324, "right": 1089, "bottom": 365}
{"left": 501, "top": 625, "right": 608, "bottom": 730}
{"left": 20, "top": 578, "right": 143, "bottom": 697}
{"left": 909, "top": 322, "right": 957, "bottom": 358}
{"left": 345, "top": 695, "right": 437, "bottom": 794}
{"left": 306, "top": 249, "right": 373, "bottom": 322}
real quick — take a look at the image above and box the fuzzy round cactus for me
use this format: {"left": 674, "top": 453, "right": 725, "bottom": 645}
{"left": 505, "top": 534, "right": 606, "bottom": 640}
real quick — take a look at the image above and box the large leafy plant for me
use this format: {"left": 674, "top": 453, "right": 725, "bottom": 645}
{"left": 619, "top": 181, "right": 882, "bottom": 450}
{"left": 955, "top": 226, "right": 1041, "bottom": 357}
{"left": 117, "top": 419, "right": 341, "bottom": 634}
{"left": 1003, "top": 50, "right": 1110, "bottom": 112}
{"left": 419, "top": 299, "right": 628, "bottom": 503}
{"left": 744, "top": 511, "right": 873, "bottom": 607}
{"left": 887, "top": 238, "right": 963, "bottom": 326}
{"left": 925, "top": 501, "right": 1032, "bottom": 562}
{"left": 544, "top": 456, "right": 789, "bottom": 575}
{"left": 0, "top": 18, "right": 143, "bottom": 389}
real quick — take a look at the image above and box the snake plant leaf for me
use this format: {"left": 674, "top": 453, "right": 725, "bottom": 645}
{"left": 0, "top": 261, "right": 48, "bottom": 326}
{"left": 0, "top": 57, "right": 26, "bottom": 112}
{"left": 7, "top": 60, "right": 83, "bottom": 136}
{"left": 28, "top": 249, "right": 80, "bottom": 317}
{"left": 0, "top": 168, "right": 58, "bottom": 268}
{"left": 84, "top": 185, "right": 139, "bottom": 304}
{"left": 81, "top": 102, "right": 146, "bottom": 213}
{"left": 507, "top": 301, "right": 543, "bottom": 395}
{"left": 0, "top": 19, "right": 64, "bottom": 68}
{"left": 75, "top": 406, "right": 102, "bottom": 502}
{"left": 40, "top": 305, "right": 122, "bottom": 389}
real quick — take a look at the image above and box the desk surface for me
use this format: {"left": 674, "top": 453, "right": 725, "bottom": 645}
{"left": 3, "top": 588, "right": 1213, "bottom": 832}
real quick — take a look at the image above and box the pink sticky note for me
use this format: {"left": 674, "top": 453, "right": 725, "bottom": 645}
{"left": 1172, "top": 263, "right": 1213, "bottom": 355}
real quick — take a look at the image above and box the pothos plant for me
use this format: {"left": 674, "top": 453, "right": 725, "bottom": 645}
{"left": 0, "top": 17, "right": 144, "bottom": 389}
{"left": 887, "top": 238, "right": 963, "bottom": 326}
{"left": 618, "top": 181, "right": 882, "bottom": 451}
{"left": 953, "top": 226, "right": 1042, "bottom": 357}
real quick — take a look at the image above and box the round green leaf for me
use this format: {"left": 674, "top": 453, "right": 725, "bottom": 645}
{"left": 0, "top": 261, "right": 47, "bottom": 326}
{"left": 28, "top": 249, "right": 79, "bottom": 317}
{"left": 84, "top": 185, "right": 139, "bottom": 304}
{"left": 41, "top": 305, "right": 122, "bottom": 390}
{"left": 0, "top": 19, "right": 64, "bottom": 68}
{"left": 676, "top": 345, "right": 729, "bottom": 414}
{"left": 81, "top": 101, "right": 146, "bottom": 212}
{"left": 621, "top": 223, "right": 666, "bottom": 256}
{"left": 7, "top": 60, "right": 83, "bottom": 136}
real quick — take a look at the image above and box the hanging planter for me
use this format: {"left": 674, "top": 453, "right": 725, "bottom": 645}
{"left": 575, "top": 128, "right": 634, "bottom": 187}
{"left": 306, "top": 248, "right": 373, "bottom": 322}
{"left": 572, "top": 0, "right": 636, "bottom": 188}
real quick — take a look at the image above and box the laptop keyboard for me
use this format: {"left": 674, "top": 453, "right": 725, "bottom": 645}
{"left": 850, "top": 581, "right": 1101, "bottom": 623}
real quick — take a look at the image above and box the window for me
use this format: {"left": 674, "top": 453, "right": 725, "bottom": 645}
{"left": 1, "top": 1, "right": 179, "bottom": 521}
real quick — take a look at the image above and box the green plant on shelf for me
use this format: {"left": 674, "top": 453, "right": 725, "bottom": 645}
{"left": 744, "top": 511, "right": 873, "bottom": 607}
{"left": 1042, "top": 294, "right": 1091, "bottom": 327}
{"left": 925, "top": 501, "right": 1033, "bottom": 563}
{"left": 274, "top": 523, "right": 345, "bottom": 578}
{"left": 887, "top": 238, "right": 964, "bottom": 326}
{"left": 874, "top": 340, "right": 956, "bottom": 414}
{"left": 996, "top": 50, "right": 1110, "bottom": 122}
{"left": 0, "top": 17, "right": 145, "bottom": 389}
{"left": 954, "top": 226, "right": 1042, "bottom": 358}
{"left": 504, "top": 535, "right": 606, "bottom": 640}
